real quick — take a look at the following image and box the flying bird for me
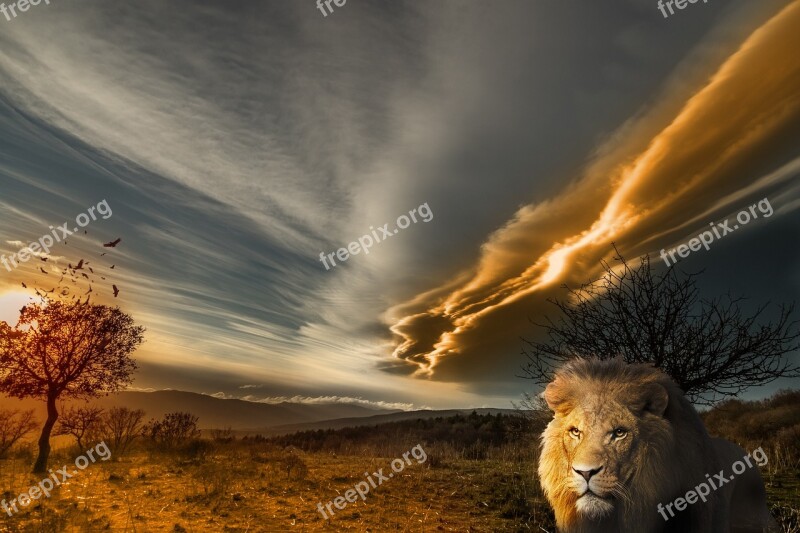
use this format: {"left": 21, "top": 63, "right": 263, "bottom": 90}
{"left": 39, "top": 267, "right": 48, "bottom": 274}
{"left": 112, "top": 285, "right": 119, "bottom": 298}
{"left": 103, "top": 238, "right": 121, "bottom": 248}
{"left": 40, "top": 257, "right": 48, "bottom": 262}
{"left": 21, "top": 282, "right": 27, "bottom": 288}
{"left": 110, "top": 265, "right": 115, "bottom": 269}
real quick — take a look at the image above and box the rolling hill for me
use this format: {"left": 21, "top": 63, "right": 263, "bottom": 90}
{"left": 0, "top": 390, "right": 401, "bottom": 430}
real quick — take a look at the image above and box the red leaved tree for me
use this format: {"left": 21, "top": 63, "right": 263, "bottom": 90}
{"left": 0, "top": 298, "right": 144, "bottom": 472}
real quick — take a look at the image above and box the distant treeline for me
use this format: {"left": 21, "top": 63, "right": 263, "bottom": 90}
{"left": 259, "top": 411, "right": 533, "bottom": 458}
{"left": 702, "top": 389, "right": 800, "bottom": 472}
{"left": 257, "top": 390, "right": 800, "bottom": 466}
{"left": 703, "top": 389, "right": 799, "bottom": 443}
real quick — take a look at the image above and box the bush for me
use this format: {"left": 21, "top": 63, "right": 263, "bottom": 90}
{"left": 181, "top": 438, "right": 214, "bottom": 461}
{"left": 192, "top": 462, "right": 234, "bottom": 499}
{"left": 102, "top": 407, "right": 146, "bottom": 456}
{"left": 0, "top": 409, "right": 37, "bottom": 458}
{"left": 279, "top": 452, "right": 308, "bottom": 480}
{"left": 143, "top": 412, "right": 201, "bottom": 450}
{"left": 56, "top": 406, "right": 104, "bottom": 450}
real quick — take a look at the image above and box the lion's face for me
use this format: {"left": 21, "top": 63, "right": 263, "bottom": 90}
{"left": 551, "top": 399, "right": 641, "bottom": 519}
{"left": 538, "top": 361, "right": 672, "bottom": 528}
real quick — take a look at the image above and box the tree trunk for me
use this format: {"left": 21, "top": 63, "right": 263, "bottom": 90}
{"left": 33, "top": 393, "right": 58, "bottom": 473}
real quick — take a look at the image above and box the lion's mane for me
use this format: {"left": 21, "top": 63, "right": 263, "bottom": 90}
{"left": 537, "top": 358, "right": 773, "bottom": 533}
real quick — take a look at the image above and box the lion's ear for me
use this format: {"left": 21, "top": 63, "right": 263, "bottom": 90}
{"left": 637, "top": 382, "right": 669, "bottom": 417}
{"left": 543, "top": 378, "right": 574, "bottom": 415}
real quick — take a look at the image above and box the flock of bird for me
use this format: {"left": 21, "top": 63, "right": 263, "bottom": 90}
{"left": 23, "top": 235, "right": 123, "bottom": 303}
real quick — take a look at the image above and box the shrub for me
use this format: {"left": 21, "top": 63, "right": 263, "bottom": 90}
{"left": 56, "top": 406, "right": 104, "bottom": 450}
{"left": 0, "top": 409, "right": 37, "bottom": 458}
{"left": 279, "top": 452, "right": 308, "bottom": 480}
{"left": 102, "top": 407, "right": 146, "bottom": 456}
{"left": 143, "top": 412, "right": 201, "bottom": 450}
{"left": 181, "top": 438, "right": 214, "bottom": 461}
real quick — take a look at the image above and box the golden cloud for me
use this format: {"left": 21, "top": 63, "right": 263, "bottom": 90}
{"left": 387, "top": 0, "right": 800, "bottom": 379}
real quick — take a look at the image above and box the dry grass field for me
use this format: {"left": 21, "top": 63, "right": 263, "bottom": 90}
{"left": 0, "top": 401, "right": 797, "bottom": 532}
{"left": 0, "top": 441, "right": 548, "bottom": 532}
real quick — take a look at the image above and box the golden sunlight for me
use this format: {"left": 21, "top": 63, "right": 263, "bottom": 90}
{"left": 0, "top": 291, "right": 35, "bottom": 326}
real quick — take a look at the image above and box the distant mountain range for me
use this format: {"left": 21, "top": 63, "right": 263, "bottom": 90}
{"left": 0, "top": 390, "right": 519, "bottom": 433}
{"left": 0, "top": 390, "right": 401, "bottom": 430}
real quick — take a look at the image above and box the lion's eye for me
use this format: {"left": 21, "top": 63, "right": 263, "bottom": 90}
{"left": 569, "top": 427, "right": 581, "bottom": 438}
{"left": 613, "top": 428, "right": 628, "bottom": 439}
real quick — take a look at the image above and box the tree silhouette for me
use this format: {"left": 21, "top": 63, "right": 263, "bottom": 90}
{"left": 102, "top": 407, "right": 145, "bottom": 456}
{"left": 143, "top": 412, "right": 200, "bottom": 449}
{"left": 0, "top": 298, "right": 144, "bottom": 472}
{"left": 520, "top": 250, "right": 800, "bottom": 405}
{"left": 56, "top": 406, "right": 104, "bottom": 450}
{"left": 0, "top": 409, "right": 38, "bottom": 458}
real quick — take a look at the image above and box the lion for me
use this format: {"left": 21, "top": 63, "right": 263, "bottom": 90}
{"left": 538, "top": 358, "right": 777, "bottom": 533}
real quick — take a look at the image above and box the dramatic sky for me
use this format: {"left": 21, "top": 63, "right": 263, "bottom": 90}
{"left": 0, "top": 0, "right": 798, "bottom": 409}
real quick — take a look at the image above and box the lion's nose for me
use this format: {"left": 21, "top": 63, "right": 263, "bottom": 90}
{"left": 573, "top": 466, "right": 603, "bottom": 481}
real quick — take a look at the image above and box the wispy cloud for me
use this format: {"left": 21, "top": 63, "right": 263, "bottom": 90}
{"left": 243, "top": 395, "right": 415, "bottom": 411}
{"left": 200, "top": 391, "right": 414, "bottom": 411}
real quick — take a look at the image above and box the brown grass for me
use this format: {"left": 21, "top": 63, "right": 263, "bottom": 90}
{"left": 0, "top": 401, "right": 797, "bottom": 532}
{"left": 0, "top": 441, "right": 552, "bottom": 532}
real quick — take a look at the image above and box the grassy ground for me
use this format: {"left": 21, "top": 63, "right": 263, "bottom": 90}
{"left": 0, "top": 444, "right": 548, "bottom": 532}
{"left": 0, "top": 442, "right": 795, "bottom": 532}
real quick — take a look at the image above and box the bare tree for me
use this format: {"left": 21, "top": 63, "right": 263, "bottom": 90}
{"left": 102, "top": 407, "right": 145, "bottom": 456}
{"left": 143, "top": 412, "right": 200, "bottom": 449}
{"left": 0, "top": 299, "right": 144, "bottom": 472}
{"left": 521, "top": 249, "right": 800, "bottom": 405}
{"left": 280, "top": 453, "right": 309, "bottom": 480}
{"left": 56, "top": 406, "right": 104, "bottom": 450}
{"left": 0, "top": 409, "right": 38, "bottom": 458}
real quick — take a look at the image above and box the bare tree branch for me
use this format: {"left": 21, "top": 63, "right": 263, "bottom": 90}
{"left": 56, "top": 406, "right": 104, "bottom": 450}
{"left": 520, "top": 246, "right": 800, "bottom": 405}
{"left": 0, "top": 409, "right": 38, "bottom": 458}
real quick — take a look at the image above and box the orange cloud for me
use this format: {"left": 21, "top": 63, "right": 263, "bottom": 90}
{"left": 388, "top": 0, "right": 800, "bottom": 378}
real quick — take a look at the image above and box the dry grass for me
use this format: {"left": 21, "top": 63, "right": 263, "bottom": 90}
{"left": 0, "top": 439, "right": 794, "bottom": 532}
{"left": 0, "top": 441, "right": 552, "bottom": 532}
